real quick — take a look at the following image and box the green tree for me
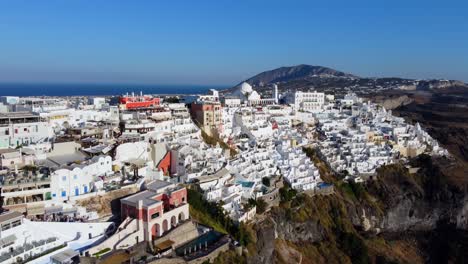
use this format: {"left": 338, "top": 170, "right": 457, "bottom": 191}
{"left": 256, "top": 198, "right": 267, "bottom": 214}
{"left": 262, "top": 177, "right": 271, "bottom": 187}
{"left": 279, "top": 185, "right": 297, "bottom": 203}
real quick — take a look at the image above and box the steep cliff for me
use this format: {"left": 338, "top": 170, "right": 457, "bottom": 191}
{"left": 376, "top": 95, "right": 413, "bottom": 110}
{"left": 235, "top": 155, "right": 468, "bottom": 264}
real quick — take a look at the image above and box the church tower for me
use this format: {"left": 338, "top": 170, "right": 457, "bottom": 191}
{"left": 273, "top": 84, "right": 279, "bottom": 104}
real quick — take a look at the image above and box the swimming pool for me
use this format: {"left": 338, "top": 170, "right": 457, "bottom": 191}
{"left": 175, "top": 230, "right": 228, "bottom": 259}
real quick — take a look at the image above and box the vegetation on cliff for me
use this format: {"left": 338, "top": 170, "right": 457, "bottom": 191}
{"left": 187, "top": 186, "right": 254, "bottom": 247}
{"left": 248, "top": 150, "right": 467, "bottom": 264}
{"left": 189, "top": 144, "right": 467, "bottom": 263}
{"left": 200, "top": 130, "right": 238, "bottom": 157}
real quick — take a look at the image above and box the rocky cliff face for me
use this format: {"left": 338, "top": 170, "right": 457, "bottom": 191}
{"left": 245, "top": 156, "right": 468, "bottom": 263}
{"left": 377, "top": 95, "right": 413, "bottom": 110}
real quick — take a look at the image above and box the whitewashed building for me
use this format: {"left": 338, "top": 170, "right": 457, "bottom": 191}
{"left": 50, "top": 155, "right": 113, "bottom": 200}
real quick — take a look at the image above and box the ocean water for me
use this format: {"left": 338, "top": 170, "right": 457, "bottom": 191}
{"left": 0, "top": 83, "right": 227, "bottom": 96}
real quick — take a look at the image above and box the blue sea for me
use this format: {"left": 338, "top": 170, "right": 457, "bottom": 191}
{"left": 0, "top": 83, "right": 228, "bottom": 96}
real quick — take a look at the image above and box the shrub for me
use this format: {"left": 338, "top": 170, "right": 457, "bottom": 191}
{"left": 188, "top": 187, "right": 252, "bottom": 246}
{"left": 256, "top": 198, "right": 267, "bottom": 214}
{"left": 262, "top": 177, "right": 271, "bottom": 187}
{"left": 93, "top": 248, "right": 111, "bottom": 257}
{"left": 339, "top": 232, "right": 369, "bottom": 264}
{"left": 279, "top": 185, "right": 297, "bottom": 203}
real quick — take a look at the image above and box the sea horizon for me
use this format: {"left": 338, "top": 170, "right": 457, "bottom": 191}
{"left": 0, "top": 82, "right": 230, "bottom": 96}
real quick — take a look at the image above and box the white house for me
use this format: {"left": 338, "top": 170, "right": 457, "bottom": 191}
{"left": 50, "top": 155, "right": 113, "bottom": 200}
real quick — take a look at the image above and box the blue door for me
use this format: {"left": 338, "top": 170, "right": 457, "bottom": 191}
{"left": 84, "top": 186, "right": 88, "bottom": 193}
{"left": 61, "top": 191, "right": 66, "bottom": 197}
{"left": 75, "top": 188, "right": 79, "bottom": 196}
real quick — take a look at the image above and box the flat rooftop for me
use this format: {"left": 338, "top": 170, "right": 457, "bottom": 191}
{"left": 197, "top": 168, "right": 230, "bottom": 183}
{"left": 50, "top": 248, "right": 79, "bottom": 263}
{"left": 0, "top": 112, "right": 39, "bottom": 119}
{"left": 146, "top": 180, "right": 173, "bottom": 191}
{"left": 0, "top": 211, "right": 23, "bottom": 224}
{"left": 122, "top": 190, "right": 162, "bottom": 207}
{"left": 0, "top": 148, "right": 19, "bottom": 154}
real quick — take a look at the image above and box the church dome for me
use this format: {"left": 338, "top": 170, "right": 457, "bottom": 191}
{"left": 248, "top": 91, "right": 261, "bottom": 101}
{"left": 238, "top": 82, "right": 253, "bottom": 95}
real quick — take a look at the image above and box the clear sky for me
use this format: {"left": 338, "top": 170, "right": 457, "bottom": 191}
{"left": 0, "top": 0, "right": 467, "bottom": 85}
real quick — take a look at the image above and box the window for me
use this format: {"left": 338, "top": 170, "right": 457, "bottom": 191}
{"left": 73, "top": 175, "right": 77, "bottom": 180}
{"left": 62, "top": 176, "right": 67, "bottom": 181}
{"left": 151, "top": 212, "right": 160, "bottom": 219}
{"left": 11, "top": 220, "right": 21, "bottom": 227}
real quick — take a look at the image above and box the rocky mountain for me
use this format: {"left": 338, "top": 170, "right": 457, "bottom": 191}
{"left": 243, "top": 64, "right": 358, "bottom": 87}
{"left": 231, "top": 65, "right": 467, "bottom": 96}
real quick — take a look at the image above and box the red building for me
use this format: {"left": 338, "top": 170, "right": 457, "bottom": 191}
{"left": 121, "top": 180, "right": 189, "bottom": 241}
{"left": 119, "top": 94, "right": 161, "bottom": 110}
{"left": 156, "top": 151, "right": 171, "bottom": 175}
{"left": 190, "top": 101, "right": 223, "bottom": 136}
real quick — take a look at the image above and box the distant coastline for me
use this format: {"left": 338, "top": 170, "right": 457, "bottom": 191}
{"left": 0, "top": 83, "right": 228, "bottom": 96}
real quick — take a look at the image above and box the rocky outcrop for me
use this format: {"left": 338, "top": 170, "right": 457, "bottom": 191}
{"left": 248, "top": 219, "right": 277, "bottom": 264}
{"left": 417, "top": 80, "right": 467, "bottom": 90}
{"left": 380, "top": 95, "right": 413, "bottom": 110}
{"left": 270, "top": 213, "right": 325, "bottom": 243}
{"left": 456, "top": 196, "right": 468, "bottom": 230}
{"left": 373, "top": 193, "right": 468, "bottom": 233}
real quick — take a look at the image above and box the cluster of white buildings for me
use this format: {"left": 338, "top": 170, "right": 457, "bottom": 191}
{"left": 312, "top": 94, "right": 448, "bottom": 177}
{"left": 0, "top": 84, "right": 449, "bottom": 262}
{"left": 184, "top": 83, "right": 324, "bottom": 222}
{"left": 274, "top": 129, "right": 321, "bottom": 191}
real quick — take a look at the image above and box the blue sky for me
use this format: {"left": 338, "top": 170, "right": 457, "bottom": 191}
{"left": 0, "top": 0, "right": 467, "bottom": 85}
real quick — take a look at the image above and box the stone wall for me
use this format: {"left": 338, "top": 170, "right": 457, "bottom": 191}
{"left": 261, "top": 188, "right": 280, "bottom": 208}
{"left": 187, "top": 242, "right": 230, "bottom": 264}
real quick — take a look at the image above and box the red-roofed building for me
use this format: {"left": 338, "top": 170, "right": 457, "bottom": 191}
{"left": 121, "top": 180, "right": 188, "bottom": 241}
{"left": 119, "top": 94, "right": 161, "bottom": 110}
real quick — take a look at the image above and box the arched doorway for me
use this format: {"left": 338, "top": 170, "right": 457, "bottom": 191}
{"left": 162, "top": 219, "right": 168, "bottom": 233}
{"left": 151, "top": 223, "right": 160, "bottom": 238}
{"left": 178, "top": 212, "right": 185, "bottom": 222}
{"left": 171, "top": 216, "right": 177, "bottom": 227}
